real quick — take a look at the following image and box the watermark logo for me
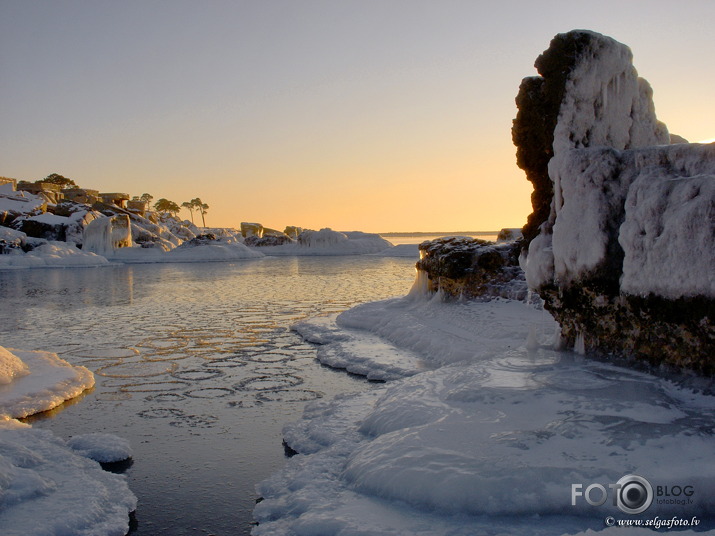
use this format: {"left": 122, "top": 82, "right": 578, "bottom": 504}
{"left": 572, "top": 474, "right": 696, "bottom": 515}
{"left": 572, "top": 474, "right": 653, "bottom": 514}
{"left": 614, "top": 474, "right": 653, "bottom": 515}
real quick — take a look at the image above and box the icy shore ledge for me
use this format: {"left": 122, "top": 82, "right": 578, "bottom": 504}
{"left": 255, "top": 294, "right": 715, "bottom": 535}
{"left": 0, "top": 347, "right": 137, "bottom": 535}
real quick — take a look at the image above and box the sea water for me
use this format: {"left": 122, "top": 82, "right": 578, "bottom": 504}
{"left": 0, "top": 256, "right": 416, "bottom": 535}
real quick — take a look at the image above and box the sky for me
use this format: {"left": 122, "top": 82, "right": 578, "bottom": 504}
{"left": 1, "top": 1, "right": 713, "bottom": 232}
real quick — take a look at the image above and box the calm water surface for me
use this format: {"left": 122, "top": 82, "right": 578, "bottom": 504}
{"left": 0, "top": 256, "right": 416, "bottom": 535}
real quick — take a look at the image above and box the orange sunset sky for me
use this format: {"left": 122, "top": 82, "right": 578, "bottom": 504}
{"left": 1, "top": 1, "right": 713, "bottom": 232}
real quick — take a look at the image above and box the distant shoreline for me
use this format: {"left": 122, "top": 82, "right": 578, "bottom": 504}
{"left": 378, "top": 231, "right": 500, "bottom": 237}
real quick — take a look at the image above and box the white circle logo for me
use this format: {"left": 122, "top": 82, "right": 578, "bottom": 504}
{"left": 616, "top": 474, "right": 653, "bottom": 515}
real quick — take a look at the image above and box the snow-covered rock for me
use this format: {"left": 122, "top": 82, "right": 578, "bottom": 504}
{"left": 241, "top": 222, "right": 263, "bottom": 238}
{"left": 245, "top": 228, "right": 393, "bottom": 256}
{"left": 0, "top": 227, "right": 26, "bottom": 254}
{"left": 0, "top": 239, "right": 110, "bottom": 269}
{"left": 12, "top": 212, "right": 70, "bottom": 242}
{"left": 415, "top": 237, "right": 528, "bottom": 300}
{"left": 514, "top": 30, "right": 714, "bottom": 371}
{"left": 0, "top": 190, "right": 46, "bottom": 227}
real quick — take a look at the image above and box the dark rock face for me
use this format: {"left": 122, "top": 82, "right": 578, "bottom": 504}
{"left": 244, "top": 234, "right": 294, "bottom": 247}
{"left": 12, "top": 218, "right": 66, "bottom": 242}
{"left": 416, "top": 237, "right": 527, "bottom": 300}
{"left": 51, "top": 201, "right": 88, "bottom": 218}
{"left": 512, "top": 33, "right": 596, "bottom": 246}
{"left": 542, "top": 286, "right": 714, "bottom": 375}
{"left": 178, "top": 233, "right": 218, "bottom": 248}
{"left": 0, "top": 210, "right": 23, "bottom": 228}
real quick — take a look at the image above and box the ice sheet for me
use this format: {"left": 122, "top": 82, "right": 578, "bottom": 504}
{"left": 255, "top": 294, "right": 715, "bottom": 535}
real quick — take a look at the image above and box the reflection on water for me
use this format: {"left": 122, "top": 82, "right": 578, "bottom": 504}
{"left": 0, "top": 256, "right": 416, "bottom": 536}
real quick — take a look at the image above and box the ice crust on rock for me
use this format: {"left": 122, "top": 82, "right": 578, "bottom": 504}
{"left": 549, "top": 31, "right": 668, "bottom": 156}
{"left": 526, "top": 143, "right": 715, "bottom": 297}
{"left": 515, "top": 31, "right": 714, "bottom": 368}
{"left": 518, "top": 30, "right": 713, "bottom": 303}
{"left": 619, "top": 160, "right": 715, "bottom": 298}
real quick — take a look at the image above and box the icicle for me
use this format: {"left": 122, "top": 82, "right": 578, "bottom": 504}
{"left": 574, "top": 331, "right": 586, "bottom": 355}
{"left": 406, "top": 269, "right": 432, "bottom": 301}
{"left": 83, "top": 215, "right": 132, "bottom": 258}
{"left": 526, "top": 324, "right": 539, "bottom": 350}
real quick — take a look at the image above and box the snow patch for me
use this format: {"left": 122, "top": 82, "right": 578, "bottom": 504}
{"left": 67, "top": 433, "right": 133, "bottom": 463}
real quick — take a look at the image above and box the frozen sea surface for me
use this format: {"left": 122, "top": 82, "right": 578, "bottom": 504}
{"left": 0, "top": 256, "right": 416, "bottom": 535}
{"left": 256, "top": 294, "right": 715, "bottom": 535}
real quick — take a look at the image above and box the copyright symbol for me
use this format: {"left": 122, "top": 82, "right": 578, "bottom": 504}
{"left": 605, "top": 516, "right": 616, "bottom": 527}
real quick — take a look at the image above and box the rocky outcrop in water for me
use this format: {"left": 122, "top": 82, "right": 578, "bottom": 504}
{"left": 516, "top": 30, "right": 714, "bottom": 373}
{"left": 415, "top": 30, "right": 713, "bottom": 373}
{"left": 416, "top": 238, "right": 527, "bottom": 300}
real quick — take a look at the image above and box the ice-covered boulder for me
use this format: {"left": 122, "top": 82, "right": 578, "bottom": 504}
{"left": 284, "top": 226, "right": 303, "bottom": 239}
{"left": 12, "top": 212, "right": 69, "bottom": 241}
{"left": 514, "top": 30, "right": 714, "bottom": 372}
{"left": 50, "top": 202, "right": 102, "bottom": 246}
{"left": 241, "top": 222, "right": 263, "bottom": 238}
{"left": 82, "top": 215, "right": 133, "bottom": 257}
{"left": 298, "top": 228, "right": 350, "bottom": 247}
{"left": 0, "top": 190, "right": 46, "bottom": 227}
{"left": 513, "top": 30, "right": 668, "bottom": 247}
{"left": 0, "top": 227, "right": 26, "bottom": 255}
